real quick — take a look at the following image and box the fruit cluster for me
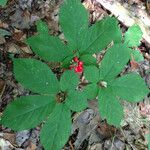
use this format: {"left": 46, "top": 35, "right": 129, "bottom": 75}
{"left": 69, "top": 57, "right": 84, "bottom": 73}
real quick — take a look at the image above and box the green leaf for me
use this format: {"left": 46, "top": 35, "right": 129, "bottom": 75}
{"left": 98, "top": 88, "right": 124, "bottom": 127}
{"left": 131, "top": 49, "right": 144, "bottom": 62}
{"left": 0, "top": 29, "right": 11, "bottom": 37}
{"left": 124, "top": 24, "right": 143, "bottom": 47}
{"left": 36, "top": 20, "right": 49, "bottom": 34}
{"left": 26, "top": 34, "right": 70, "bottom": 62}
{"left": 14, "top": 58, "right": 60, "bottom": 95}
{"left": 40, "top": 104, "right": 71, "bottom": 150}
{"left": 110, "top": 73, "right": 149, "bottom": 102}
{"left": 0, "top": 0, "right": 7, "bottom": 6}
{"left": 84, "top": 83, "right": 98, "bottom": 100}
{"left": 59, "top": 0, "right": 88, "bottom": 49}
{"left": 99, "top": 44, "right": 130, "bottom": 81}
{"left": 146, "top": 134, "right": 150, "bottom": 150}
{"left": 80, "top": 54, "right": 97, "bottom": 66}
{"left": 84, "top": 66, "right": 99, "bottom": 83}
{"left": 60, "top": 70, "right": 79, "bottom": 91}
{"left": 79, "top": 17, "right": 122, "bottom": 54}
{"left": 65, "top": 90, "right": 87, "bottom": 112}
{"left": 1, "top": 95, "right": 55, "bottom": 130}
{"left": 62, "top": 55, "right": 73, "bottom": 68}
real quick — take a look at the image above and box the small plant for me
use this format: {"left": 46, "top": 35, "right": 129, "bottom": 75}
{"left": 0, "top": 0, "right": 149, "bottom": 150}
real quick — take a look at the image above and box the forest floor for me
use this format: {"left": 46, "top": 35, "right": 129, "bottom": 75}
{"left": 0, "top": 0, "right": 150, "bottom": 150}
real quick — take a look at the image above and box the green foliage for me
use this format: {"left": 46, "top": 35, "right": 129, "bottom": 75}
{"left": 1, "top": 95, "right": 56, "bottom": 130}
{"left": 59, "top": 0, "right": 88, "bottom": 49}
{"left": 146, "top": 134, "right": 150, "bottom": 150}
{"left": 84, "top": 43, "right": 149, "bottom": 126}
{"left": 40, "top": 104, "right": 71, "bottom": 150}
{"left": 124, "top": 24, "right": 144, "bottom": 62}
{"left": 98, "top": 88, "right": 124, "bottom": 127}
{"left": 1, "top": 0, "right": 149, "bottom": 150}
{"left": 13, "top": 58, "right": 60, "bottom": 95}
{"left": 124, "top": 24, "right": 143, "bottom": 47}
{"left": 26, "top": 0, "right": 121, "bottom": 66}
{"left": 0, "top": 0, "right": 7, "bottom": 7}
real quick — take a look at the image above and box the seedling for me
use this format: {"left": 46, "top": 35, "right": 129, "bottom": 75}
{"left": 0, "top": 0, "right": 149, "bottom": 150}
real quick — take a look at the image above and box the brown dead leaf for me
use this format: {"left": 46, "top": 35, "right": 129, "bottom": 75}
{"left": 7, "top": 43, "right": 21, "bottom": 54}
{"left": 0, "top": 79, "right": 5, "bottom": 95}
{"left": 83, "top": 0, "right": 95, "bottom": 12}
{"left": 3, "top": 133, "right": 16, "bottom": 146}
{"left": 139, "top": 103, "right": 150, "bottom": 121}
{"left": 0, "top": 20, "right": 9, "bottom": 28}
{"left": 130, "top": 59, "right": 139, "bottom": 70}
{"left": 26, "top": 142, "right": 36, "bottom": 150}
{"left": 97, "top": 122, "right": 116, "bottom": 139}
{"left": 12, "top": 29, "right": 26, "bottom": 41}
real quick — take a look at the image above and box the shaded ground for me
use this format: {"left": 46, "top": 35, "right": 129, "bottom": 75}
{"left": 0, "top": 0, "right": 150, "bottom": 149}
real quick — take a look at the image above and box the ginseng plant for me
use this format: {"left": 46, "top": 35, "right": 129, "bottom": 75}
{"left": 0, "top": 0, "right": 149, "bottom": 150}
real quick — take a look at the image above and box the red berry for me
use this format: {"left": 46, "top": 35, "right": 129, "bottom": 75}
{"left": 78, "top": 61, "right": 83, "bottom": 66}
{"left": 74, "top": 66, "right": 83, "bottom": 73}
{"left": 73, "top": 57, "right": 79, "bottom": 62}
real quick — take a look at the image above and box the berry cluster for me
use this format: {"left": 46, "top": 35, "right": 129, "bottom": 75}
{"left": 69, "top": 57, "right": 84, "bottom": 73}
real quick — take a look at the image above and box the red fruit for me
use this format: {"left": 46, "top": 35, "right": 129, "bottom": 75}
{"left": 78, "top": 61, "right": 83, "bottom": 66}
{"left": 73, "top": 57, "right": 79, "bottom": 62}
{"left": 75, "top": 66, "right": 83, "bottom": 73}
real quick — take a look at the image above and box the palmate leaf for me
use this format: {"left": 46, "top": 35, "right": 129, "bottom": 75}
{"left": 65, "top": 90, "right": 87, "bottom": 112}
{"left": 14, "top": 58, "right": 59, "bottom": 95}
{"left": 98, "top": 88, "right": 124, "bottom": 127}
{"left": 60, "top": 70, "right": 79, "bottom": 91}
{"left": 110, "top": 73, "right": 149, "bottom": 102}
{"left": 40, "top": 104, "right": 71, "bottom": 150}
{"left": 1, "top": 95, "right": 56, "bottom": 131}
{"left": 99, "top": 44, "right": 130, "bottom": 81}
{"left": 79, "top": 17, "right": 122, "bottom": 54}
{"left": 124, "top": 24, "right": 143, "bottom": 47}
{"left": 59, "top": 0, "right": 88, "bottom": 49}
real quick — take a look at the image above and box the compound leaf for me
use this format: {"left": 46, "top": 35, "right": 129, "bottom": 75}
{"left": 1, "top": 95, "right": 55, "bottom": 130}
{"left": 124, "top": 24, "right": 143, "bottom": 47}
{"left": 110, "top": 73, "right": 149, "bottom": 102}
{"left": 14, "top": 58, "right": 59, "bottom": 95}
{"left": 60, "top": 0, "right": 88, "bottom": 49}
{"left": 79, "top": 17, "right": 122, "bottom": 54}
{"left": 98, "top": 88, "right": 123, "bottom": 127}
{"left": 65, "top": 90, "right": 87, "bottom": 112}
{"left": 60, "top": 70, "right": 79, "bottom": 91}
{"left": 40, "top": 104, "right": 71, "bottom": 150}
{"left": 99, "top": 44, "right": 130, "bottom": 81}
